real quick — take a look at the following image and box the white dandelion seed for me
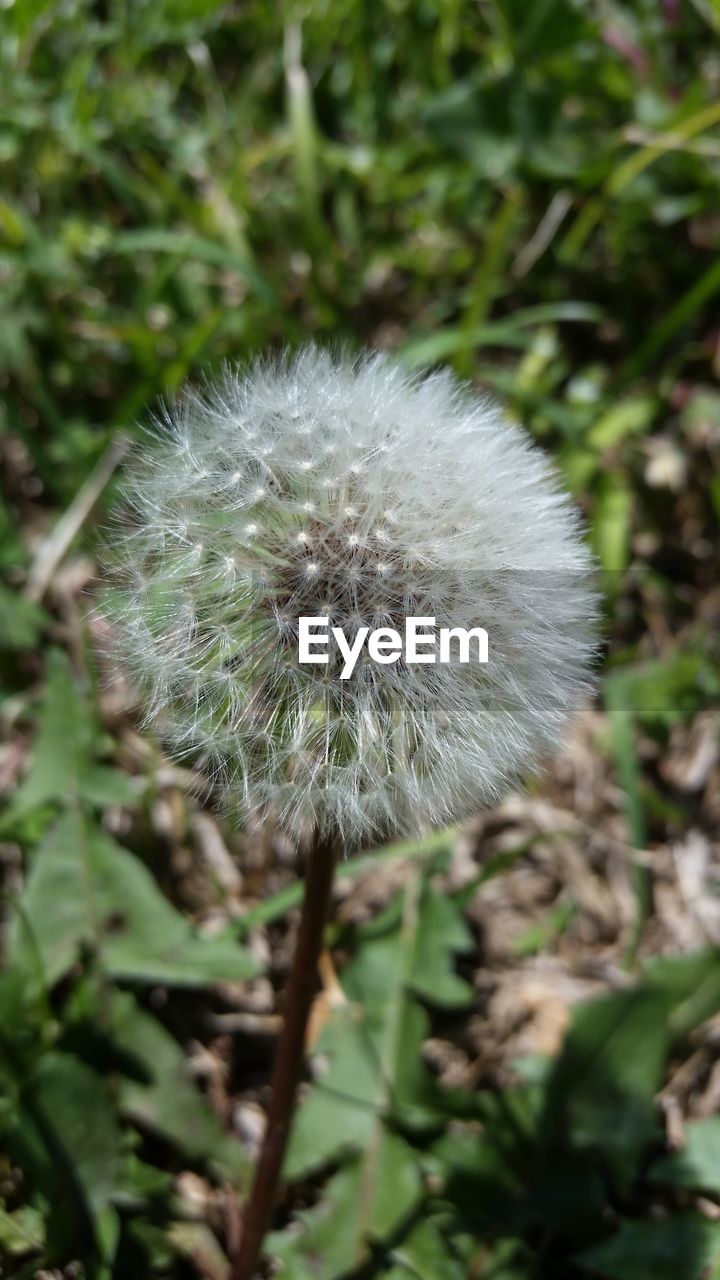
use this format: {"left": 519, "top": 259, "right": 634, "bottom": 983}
{"left": 103, "top": 345, "right": 598, "bottom": 847}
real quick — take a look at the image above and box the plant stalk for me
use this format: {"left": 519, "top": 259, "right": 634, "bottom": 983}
{"left": 231, "top": 831, "right": 340, "bottom": 1280}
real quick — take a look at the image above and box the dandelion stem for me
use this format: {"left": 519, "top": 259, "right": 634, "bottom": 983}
{"left": 231, "top": 831, "right": 340, "bottom": 1280}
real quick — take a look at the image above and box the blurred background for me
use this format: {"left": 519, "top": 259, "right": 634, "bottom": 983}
{"left": 1, "top": 2, "right": 719, "bottom": 1278}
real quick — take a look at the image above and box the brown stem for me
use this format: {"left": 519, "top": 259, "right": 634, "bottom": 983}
{"left": 231, "top": 831, "right": 340, "bottom": 1280}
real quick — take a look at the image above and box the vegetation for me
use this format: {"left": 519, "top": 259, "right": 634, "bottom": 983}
{"left": 1, "top": 2, "right": 719, "bottom": 1278}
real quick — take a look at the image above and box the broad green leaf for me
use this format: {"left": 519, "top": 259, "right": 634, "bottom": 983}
{"left": 274, "top": 871, "right": 479, "bottom": 1271}
{"left": 3, "top": 649, "right": 135, "bottom": 830}
{"left": 543, "top": 987, "right": 671, "bottom": 1192}
{"left": 431, "top": 1122, "right": 527, "bottom": 1229}
{"left": 113, "top": 1152, "right": 173, "bottom": 1206}
{"left": 283, "top": 1009, "right": 392, "bottom": 1178}
{"left": 0, "top": 1204, "right": 45, "bottom": 1256}
{"left": 650, "top": 1117, "right": 720, "bottom": 1193}
{"left": 382, "top": 1216, "right": 468, "bottom": 1280}
{"left": 283, "top": 960, "right": 441, "bottom": 1182}
{"left": 0, "top": 585, "right": 46, "bottom": 651}
{"left": 26, "top": 1052, "right": 122, "bottom": 1266}
{"left": 79, "top": 765, "right": 139, "bottom": 810}
{"left": 289, "top": 872, "right": 468, "bottom": 1171}
{"left": 9, "top": 808, "right": 256, "bottom": 988}
{"left": 432, "top": 1096, "right": 606, "bottom": 1242}
{"left": 543, "top": 949, "right": 720, "bottom": 1197}
{"left": 115, "top": 995, "right": 249, "bottom": 1184}
{"left": 268, "top": 1132, "right": 421, "bottom": 1279}
{"left": 409, "top": 878, "right": 473, "bottom": 1007}
{"left": 577, "top": 1215, "right": 720, "bottom": 1280}
{"left": 646, "top": 947, "right": 720, "bottom": 1040}
{"left": 7, "top": 649, "right": 95, "bottom": 820}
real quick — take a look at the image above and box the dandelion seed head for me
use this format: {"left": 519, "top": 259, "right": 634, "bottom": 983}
{"left": 103, "top": 346, "right": 598, "bottom": 846}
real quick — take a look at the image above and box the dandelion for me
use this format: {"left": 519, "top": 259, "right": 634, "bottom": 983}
{"left": 103, "top": 345, "right": 598, "bottom": 1278}
{"left": 105, "top": 345, "right": 597, "bottom": 848}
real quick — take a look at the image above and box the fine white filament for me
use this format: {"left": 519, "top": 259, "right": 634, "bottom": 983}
{"left": 104, "top": 346, "right": 598, "bottom": 846}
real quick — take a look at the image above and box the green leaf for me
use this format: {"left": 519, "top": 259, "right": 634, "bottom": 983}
{"left": 408, "top": 877, "right": 473, "bottom": 1008}
{"left": 400, "top": 303, "right": 602, "bottom": 369}
{"left": 622, "top": 255, "right": 720, "bottom": 382}
{"left": 114, "top": 994, "right": 250, "bottom": 1185}
{"left": 268, "top": 1132, "right": 422, "bottom": 1279}
{"left": 491, "top": 0, "right": 590, "bottom": 54}
{"left": 592, "top": 474, "right": 632, "bottom": 574}
{"left": 511, "top": 898, "right": 576, "bottom": 956}
{"left": 577, "top": 1215, "right": 720, "bottom": 1280}
{"left": 2, "top": 649, "right": 135, "bottom": 831}
{"left": 25, "top": 1052, "right": 122, "bottom": 1266}
{"left": 9, "top": 808, "right": 257, "bottom": 988}
{"left": 0, "top": 585, "right": 47, "bottom": 651}
{"left": 650, "top": 1117, "right": 720, "bottom": 1193}
{"left": 0, "top": 1204, "right": 45, "bottom": 1257}
{"left": 273, "top": 872, "right": 476, "bottom": 1271}
{"left": 604, "top": 679, "right": 647, "bottom": 850}
{"left": 283, "top": 1007, "right": 391, "bottom": 1179}
{"left": 4, "top": 0, "right": 57, "bottom": 40}
{"left": 649, "top": 948, "right": 720, "bottom": 1041}
{"left": 587, "top": 396, "right": 656, "bottom": 452}
{"left": 6, "top": 649, "right": 95, "bottom": 821}
{"left": 285, "top": 872, "right": 458, "bottom": 1182}
{"left": 432, "top": 1094, "right": 606, "bottom": 1243}
{"left": 605, "top": 649, "right": 720, "bottom": 733}
{"left": 543, "top": 987, "right": 671, "bottom": 1192}
{"left": 81, "top": 762, "right": 138, "bottom": 810}
{"left": 382, "top": 1216, "right": 468, "bottom": 1280}
{"left": 270, "top": 866, "right": 489, "bottom": 1273}
{"left": 543, "top": 949, "right": 720, "bottom": 1198}
{"left": 108, "top": 228, "right": 275, "bottom": 305}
